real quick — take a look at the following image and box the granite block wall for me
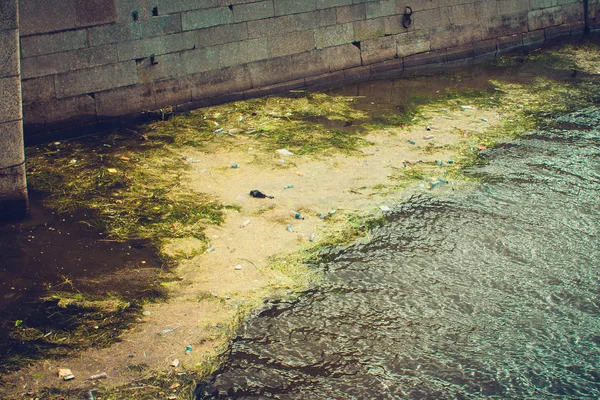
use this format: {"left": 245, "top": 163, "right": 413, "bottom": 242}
{"left": 0, "top": 0, "right": 28, "bottom": 216}
{"left": 15, "top": 0, "right": 597, "bottom": 140}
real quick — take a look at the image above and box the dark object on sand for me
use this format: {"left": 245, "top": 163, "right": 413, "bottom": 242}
{"left": 250, "top": 190, "right": 274, "bottom": 199}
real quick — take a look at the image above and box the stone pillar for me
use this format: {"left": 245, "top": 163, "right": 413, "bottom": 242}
{"left": 0, "top": 0, "right": 28, "bottom": 219}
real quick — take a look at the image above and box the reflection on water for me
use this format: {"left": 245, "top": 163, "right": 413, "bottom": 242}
{"left": 197, "top": 104, "right": 600, "bottom": 398}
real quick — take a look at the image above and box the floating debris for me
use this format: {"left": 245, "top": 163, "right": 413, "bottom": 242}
{"left": 240, "top": 219, "right": 251, "bottom": 228}
{"left": 408, "top": 139, "right": 416, "bottom": 145}
{"left": 170, "top": 359, "right": 180, "bottom": 368}
{"left": 185, "top": 345, "right": 193, "bottom": 355}
{"left": 58, "top": 368, "right": 74, "bottom": 381}
{"left": 460, "top": 105, "right": 473, "bottom": 110}
{"left": 423, "top": 135, "right": 435, "bottom": 140}
{"left": 249, "top": 190, "right": 274, "bottom": 199}
{"left": 284, "top": 184, "right": 294, "bottom": 189}
{"left": 276, "top": 149, "right": 294, "bottom": 156}
{"left": 205, "top": 246, "right": 216, "bottom": 253}
{"left": 234, "top": 264, "right": 243, "bottom": 270}
{"left": 89, "top": 372, "right": 108, "bottom": 380}
{"left": 286, "top": 225, "right": 294, "bottom": 233}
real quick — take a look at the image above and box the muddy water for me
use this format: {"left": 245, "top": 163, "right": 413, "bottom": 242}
{"left": 197, "top": 104, "right": 600, "bottom": 398}
{"left": 0, "top": 195, "right": 165, "bottom": 371}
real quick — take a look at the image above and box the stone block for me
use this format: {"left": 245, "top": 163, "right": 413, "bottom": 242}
{"left": 326, "top": 43, "right": 361, "bottom": 71}
{"left": 189, "top": 22, "right": 248, "bottom": 46}
{"left": 21, "top": 76, "right": 56, "bottom": 105}
{"left": 140, "top": 15, "right": 183, "bottom": 37}
{"left": 25, "top": 95, "right": 97, "bottom": 130}
{"left": 0, "top": 120, "right": 25, "bottom": 168}
{"left": 498, "top": 0, "right": 533, "bottom": 14}
{"left": 274, "top": 0, "right": 317, "bottom": 16}
{"left": 361, "top": 35, "right": 396, "bottom": 64}
{"left": 430, "top": 23, "right": 482, "bottom": 50}
{"left": 247, "top": 56, "right": 295, "bottom": 87}
{"left": 531, "top": 0, "right": 558, "bottom": 9}
{"left": 411, "top": 7, "right": 447, "bottom": 31}
{"left": 343, "top": 65, "right": 371, "bottom": 82}
{"left": 400, "top": 0, "right": 438, "bottom": 12}
{"left": 0, "top": 162, "right": 28, "bottom": 217}
{"left": 294, "top": 9, "right": 337, "bottom": 30}
{"left": 182, "top": 7, "right": 234, "bottom": 31}
{"left": 233, "top": 1, "right": 274, "bottom": 22}
{"left": 528, "top": 7, "right": 564, "bottom": 31}
{"left": 481, "top": 12, "right": 528, "bottom": 39}
{"left": 523, "top": 29, "right": 546, "bottom": 47}
{"left": 473, "top": 38, "right": 497, "bottom": 57}
{"left": 290, "top": 49, "right": 329, "bottom": 78}
{"left": 55, "top": 61, "right": 139, "bottom": 98}
{"left": 116, "top": 33, "right": 188, "bottom": 61}
{"left": 396, "top": 30, "right": 430, "bottom": 57}
{"left": 450, "top": 3, "right": 476, "bottom": 26}
{"left": 244, "top": 78, "right": 305, "bottom": 98}
{"left": 474, "top": 0, "right": 498, "bottom": 22}
{"left": 385, "top": 15, "right": 410, "bottom": 35}
{"left": 20, "top": 30, "right": 87, "bottom": 58}
{"left": 316, "top": 0, "right": 352, "bottom": 9}
{"left": 561, "top": 2, "right": 584, "bottom": 24}
{"left": 0, "top": 30, "right": 19, "bottom": 79}
{"left": 159, "top": 0, "right": 217, "bottom": 15}
{"left": 268, "top": 30, "right": 315, "bottom": 57}
{"left": 370, "top": 58, "right": 403, "bottom": 74}
{"left": 96, "top": 83, "right": 156, "bottom": 118}
{"left": 18, "top": 0, "right": 76, "bottom": 35}
{"left": 74, "top": 0, "right": 118, "bottom": 27}
{"left": 315, "top": 23, "right": 354, "bottom": 48}
{"left": 67, "top": 44, "right": 119, "bottom": 70}
{"left": 180, "top": 46, "right": 220, "bottom": 74}
{"left": 248, "top": 16, "right": 295, "bottom": 38}
{"left": 354, "top": 17, "right": 385, "bottom": 41}
{"left": 21, "top": 53, "right": 69, "bottom": 79}
{"left": 88, "top": 22, "right": 141, "bottom": 46}
{"left": 365, "top": 0, "right": 396, "bottom": 19}
{"left": 304, "top": 70, "right": 345, "bottom": 88}
{"left": 155, "top": 77, "right": 192, "bottom": 108}
{"left": 0, "top": 76, "right": 22, "bottom": 123}
{"left": 497, "top": 33, "right": 522, "bottom": 54}
{"left": 136, "top": 52, "right": 185, "bottom": 82}
{"left": 445, "top": 43, "right": 473, "bottom": 62}
{"left": 189, "top": 65, "right": 252, "bottom": 99}
{"left": 219, "top": 38, "right": 269, "bottom": 67}
{"left": 544, "top": 24, "right": 572, "bottom": 39}
{"left": 0, "top": 0, "right": 17, "bottom": 30}
{"left": 403, "top": 49, "right": 446, "bottom": 69}
{"left": 336, "top": 4, "right": 366, "bottom": 23}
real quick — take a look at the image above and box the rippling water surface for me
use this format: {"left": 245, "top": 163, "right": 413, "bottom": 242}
{"left": 197, "top": 106, "right": 600, "bottom": 399}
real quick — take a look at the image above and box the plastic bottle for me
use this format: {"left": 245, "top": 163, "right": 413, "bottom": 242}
{"left": 291, "top": 211, "right": 304, "bottom": 220}
{"left": 185, "top": 345, "right": 193, "bottom": 355}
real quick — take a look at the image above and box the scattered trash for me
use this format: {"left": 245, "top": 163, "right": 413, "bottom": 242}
{"left": 429, "top": 181, "right": 440, "bottom": 188}
{"left": 170, "top": 359, "right": 180, "bottom": 368}
{"left": 58, "top": 368, "right": 74, "bottom": 381}
{"left": 448, "top": 160, "right": 455, "bottom": 164}
{"left": 89, "top": 372, "right": 108, "bottom": 380}
{"left": 309, "top": 233, "right": 318, "bottom": 242}
{"left": 120, "top": 156, "right": 130, "bottom": 161}
{"left": 185, "top": 345, "right": 193, "bottom": 355}
{"left": 168, "top": 396, "right": 178, "bottom": 400}
{"left": 283, "top": 184, "right": 294, "bottom": 189}
{"left": 438, "top": 178, "right": 449, "bottom": 184}
{"left": 478, "top": 145, "right": 488, "bottom": 151}
{"left": 379, "top": 205, "right": 391, "bottom": 212}
{"left": 294, "top": 171, "right": 305, "bottom": 176}
{"left": 408, "top": 139, "right": 416, "bottom": 145}
{"left": 230, "top": 164, "right": 239, "bottom": 169}
{"left": 205, "top": 246, "right": 216, "bottom": 253}
{"left": 318, "top": 212, "right": 325, "bottom": 219}
{"left": 70, "top": 159, "right": 78, "bottom": 165}
{"left": 214, "top": 128, "right": 224, "bottom": 134}
{"left": 459, "top": 105, "right": 473, "bottom": 110}
{"left": 160, "top": 328, "right": 174, "bottom": 336}
{"left": 234, "top": 264, "right": 243, "bottom": 270}
{"left": 229, "top": 129, "right": 239, "bottom": 134}
{"left": 435, "top": 160, "right": 445, "bottom": 166}
{"left": 240, "top": 219, "right": 251, "bottom": 228}
{"left": 182, "top": 156, "right": 201, "bottom": 163}
{"left": 248, "top": 147, "right": 253, "bottom": 152}
{"left": 286, "top": 225, "right": 294, "bottom": 233}
{"left": 142, "top": 311, "right": 152, "bottom": 316}
{"left": 250, "top": 190, "right": 274, "bottom": 199}
{"left": 328, "top": 209, "right": 337, "bottom": 217}
{"left": 423, "top": 135, "right": 435, "bottom": 140}
{"left": 480, "top": 117, "right": 488, "bottom": 122}
{"left": 292, "top": 211, "right": 305, "bottom": 220}
{"left": 276, "top": 149, "right": 294, "bottom": 156}
{"left": 425, "top": 126, "right": 431, "bottom": 131}
{"left": 170, "top": 383, "right": 181, "bottom": 389}
{"left": 107, "top": 168, "right": 118, "bottom": 174}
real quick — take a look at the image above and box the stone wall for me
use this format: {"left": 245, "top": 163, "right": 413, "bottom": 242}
{"left": 0, "top": 0, "right": 28, "bottom": 216}
{"left": 18, "top": 0, "right": 599, "bottom": 141}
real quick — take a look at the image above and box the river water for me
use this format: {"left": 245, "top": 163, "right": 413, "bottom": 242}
{"left": 197, "top": 105, "right": 600, "bottom": 398}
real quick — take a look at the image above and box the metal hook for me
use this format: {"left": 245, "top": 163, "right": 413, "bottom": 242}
{"left": 403, "top": 6, "right": 413, "bottom": 29}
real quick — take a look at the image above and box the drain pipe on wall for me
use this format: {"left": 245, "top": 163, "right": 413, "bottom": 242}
{"left": 584, "top": 0, "right": 590, "bottom": 33}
